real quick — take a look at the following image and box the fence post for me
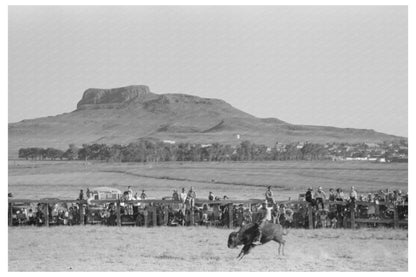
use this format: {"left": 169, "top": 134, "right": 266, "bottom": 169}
{"left": 9, "top": 202, "right": 13, "bottom": 226}
{"left": 144, "top": 209, "right": 149, "bottom": 227}
{"left": 45, "top": 204, "right": 49, "bottom": 227}
{"left": 190, "top": 208, "right": 195, "bottom": 226}
{"left": 116, "top": 200, "right": 121, "bottom": 227}
{"left": 351, "top": 209, "right": 356, "bottom": 229}
{"left": 228, "top": 203, "right": 233, "bottom": 229}
{"left": 393, "top": 205, "right": 399, "bottom": 229}
{"left": 308, "top": 204, "right": 313, "bottom": 229}
{"left": 152, "top": 206, "right": 157, "bottom": 227}
{"left": 79, "top": 201, "right": 85, "bottom": 226}
{"left": 163, "top": 206, "right": 169, "bottom": 226}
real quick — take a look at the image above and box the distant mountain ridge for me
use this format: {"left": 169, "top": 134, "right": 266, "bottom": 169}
{"left": 8, "top": 85, "right": 404, "bottom": 158}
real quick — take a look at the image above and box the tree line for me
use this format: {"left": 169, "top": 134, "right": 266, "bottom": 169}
{"left": 18, "top": 140, "right": 331, "bottom": 162}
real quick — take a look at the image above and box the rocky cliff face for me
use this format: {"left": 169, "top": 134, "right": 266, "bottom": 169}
{"left": 76, "top": 85, "right": 156, "bottom": 110}
{"left": 75, "top": 85, "right": 233, "bottom": 112}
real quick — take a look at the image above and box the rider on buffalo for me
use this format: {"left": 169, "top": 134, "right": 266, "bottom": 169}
{"left": 252, "top": 201, "right": 270, "bottom": 245}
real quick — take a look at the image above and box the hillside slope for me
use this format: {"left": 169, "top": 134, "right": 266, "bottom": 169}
{"left": 8, "top": 85, "right": 403, "bottom": 157}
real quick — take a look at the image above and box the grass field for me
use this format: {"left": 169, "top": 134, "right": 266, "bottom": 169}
{"left": 8, "top": 226, "right": 407, "bottom": 271}
{"left": 8, "top": 160, "right": 408, "bottom": 200}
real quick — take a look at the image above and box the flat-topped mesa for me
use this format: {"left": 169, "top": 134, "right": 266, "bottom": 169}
{"left": 76, "top": 85, "right": 155, "bottom": 110}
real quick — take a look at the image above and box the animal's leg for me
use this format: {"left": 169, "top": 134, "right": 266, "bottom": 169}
{"left": 278, "top": 243, "right": 281, "bottom": 255}
{"left": 236, "top": 249, "right": 244, "bottom": 260}
{"left": 237, "top": 244, "right": 253, "bottom": 260}
{"left": 282, "top": 240, "right": 286, "bottom": 256}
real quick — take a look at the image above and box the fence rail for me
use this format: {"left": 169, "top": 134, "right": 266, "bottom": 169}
{"left": 8, "top": 198, "right": 407, "bottom": 229}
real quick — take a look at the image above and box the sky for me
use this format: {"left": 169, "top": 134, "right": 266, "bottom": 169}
{"left": 8, "top": 6, "right": 408, "bottom": 137}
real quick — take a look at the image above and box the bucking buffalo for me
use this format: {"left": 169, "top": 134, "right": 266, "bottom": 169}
{"left": 227, "top": 221, "right": 288, "bottom": 260}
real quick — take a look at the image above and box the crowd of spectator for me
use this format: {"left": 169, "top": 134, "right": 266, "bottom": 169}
{"left": 8, "top": 185, "right": 408, "bottom": 228}
{"left": 303, "top": 186, "right": 408, "bottom": 209}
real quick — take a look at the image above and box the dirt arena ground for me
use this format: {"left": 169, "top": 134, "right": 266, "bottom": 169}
{"left": 8, "top": 160, "right": 408, "bottom": 271}
{"left": 8, "top": 226, "right": 407, "bottom": 271}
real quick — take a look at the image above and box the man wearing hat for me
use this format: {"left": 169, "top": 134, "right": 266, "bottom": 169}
{"left": 349, "top": 186, "right": 358, "bottom": 212}
{"left": 305, "top": 187, "right": 314, "bottom": 205}
{"left": 265, "top": 186, "right": 275, "bottom": 206}
{"left": 314, "top": 186, "right": 327, "bottom": 210}
{"left": 252, "top": 201, "right": 269, "bottom": 245}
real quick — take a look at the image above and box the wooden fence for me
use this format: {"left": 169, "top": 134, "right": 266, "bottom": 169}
{"left": 8, "top": 198, "right": 407, "bottom": 229}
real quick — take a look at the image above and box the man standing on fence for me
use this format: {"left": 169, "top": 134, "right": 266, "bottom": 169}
{"left": 187, "top": 187, "right": 196, "bottom": 209}
{"left": 179, "top": 187, "right": 187, "bottom": 214}
{"left": 78, "top": 189, "right": 84, "bottom": 201}
{"left": 314, "top": 186, "right": 327, "bottom": 210}
{"left": 140, "top": 190, "right": 147, "bottom": 200}
{"left": 265, "top": 186, "right": 275, "bottom": 206}
{"left": 349, "top": 186, "right": 358, "bottom": 212}
{"left": 305, "top": 187, "right": 316, "bottom": 208}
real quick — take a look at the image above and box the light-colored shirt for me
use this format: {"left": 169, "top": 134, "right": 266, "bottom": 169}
{"left": 265, "top": 207, "right": 273, "bottom": 221}
{"left": 335, "top": 192, "right": 345, "bottom": 200}
{"left": 180, "top": 192, "right": 187, "bottom": 203}
{"left": 314, "top": 190, "right": 327, "bottom": 199}
{"left": 187, "top": 191, "right": 196, "bottom": 199}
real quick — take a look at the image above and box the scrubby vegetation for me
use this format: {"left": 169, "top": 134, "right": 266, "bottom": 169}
{"left": 18, "top": 139, "right": 407, "bottom": 163}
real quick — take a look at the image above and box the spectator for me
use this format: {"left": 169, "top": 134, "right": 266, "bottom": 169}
{"left": 172, "top": 190, "right": 179, "bottom": 201}
{"left": 126, "top": 190, "right": 134, "bottom": 201}
{"left": 368, "top": 193, "right": 374, "bottom": 203}
{"left": 314, "top": 186, "right": 327, "bottom": 210}
{"left": 335, "top": 188, "right": 345, "bottom": 218}
{"left": 201, "top": 211, "right": 209, "bottom": 226}
{"left": 349, "top": 186, "right": 358, "bottom": 211}
{"left": 265, "top": 186, "right": 275, "bottom": 205}
{"left": 305, "top": 187, "right": 313, "bottom": 202}
{"left": 87, "top": 189, "right": 94, "bottom": 204}
{"left": 140, "top": 190, "right": 147, "bottom": 200}
{"left": 393, "top": 190, "right": 404, "bottom": 205}
{"left": 335, "top": 188, "right": 345, "bottom": 201}
{"left": 27, "top": 208, "right": 35, "bottom": 225}
{"left": 78, "top": 189, "right": 84, "bottom": 200}
{"left": 328, "top": 188, "right": 336, "bottom": 201}
{"left": 350, "top": 186, "right": 357, "bottom": 201}
{"left": 305, "top": 187, "right": 316, "bottom": 208}
{"left": 379, "top": 189, "right": 387, "bottom": 202}
{"left": 208, "top": 192, "right": 215, "bottom": 201}
{"left": 242, "top": 208, "right": 252, "bottom": 225}
{"left": 180, "top": 188, "right": 187, "bottom": 204}
{"left": 403, "top": 192, "right": 408, "bottom": 204}
{"left": 187, "top": 187, "right": 196, "bottom": 209}
{"left": 387, "top": 189, "right": 395, "bottom": 203}
{"left": 127, "top": 186, "right": 134, "bottom": 199}
{"left": 223, "top": 195, "right": 229, "bottom": 200}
